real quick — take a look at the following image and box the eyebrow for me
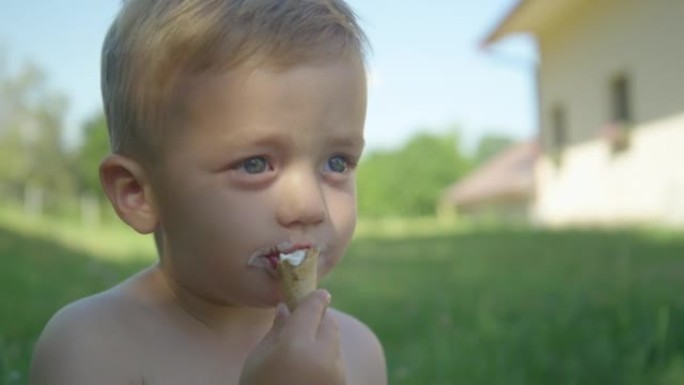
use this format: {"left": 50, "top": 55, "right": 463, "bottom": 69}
{"left": 327, "top": 136, "right": 365, "bottom": 150}
{"left": 222, "top": 127, "right": 365, "bottom": 151}
{"left": 222, "top": 128, "right": 289, "bottom": 148}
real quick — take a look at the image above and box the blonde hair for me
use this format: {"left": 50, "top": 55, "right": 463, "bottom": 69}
{"left": 101, "top": 0, "right": 368, "bottom": 159}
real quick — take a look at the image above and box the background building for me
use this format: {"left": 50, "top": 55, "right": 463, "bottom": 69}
{"left": 484, "top": 0, "right": 684, "bottom": 227}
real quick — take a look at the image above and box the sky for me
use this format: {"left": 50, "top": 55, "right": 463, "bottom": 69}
{"left": 0, "top": 0, "right": 537, "bottom": 153}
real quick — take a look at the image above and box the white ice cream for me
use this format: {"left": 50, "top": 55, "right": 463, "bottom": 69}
{"left": 279, "top": 249, "right": 307, "bottom": 267}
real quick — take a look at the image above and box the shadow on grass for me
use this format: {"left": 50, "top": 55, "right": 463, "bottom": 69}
{"left": 0, "top": 225, "right": 151, "bottom": 385}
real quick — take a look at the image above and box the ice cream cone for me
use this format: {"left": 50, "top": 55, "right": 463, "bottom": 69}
{"left": 278, "top": 248, "right": 319, "bottom": 311}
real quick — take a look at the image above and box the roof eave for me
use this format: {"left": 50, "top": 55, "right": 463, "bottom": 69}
{"left": 482, "top": 0, "right": 586, "bottom": 48}
{"left": 481, "top": 0, "right": 533, "bottom": 47}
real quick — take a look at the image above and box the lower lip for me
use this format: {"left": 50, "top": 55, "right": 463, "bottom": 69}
{"left": 264, "top": 246, "right": 312, "bottom": 267}
{"left": 254, "top": 251, "right": 324, "bottom": 277}
{"left": 257, "top": 260, "right": 279, "bottom": 278}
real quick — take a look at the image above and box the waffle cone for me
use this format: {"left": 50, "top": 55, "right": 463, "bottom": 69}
{"left": 278, "top": 248, "right": 319, "bottom": 311}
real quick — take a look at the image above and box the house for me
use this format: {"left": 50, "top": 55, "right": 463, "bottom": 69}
{"left": 481, "top": 0, "right": 684, "bottom": 227}
{"left": 440, "top": 141, "right": 538, "bottom": 224}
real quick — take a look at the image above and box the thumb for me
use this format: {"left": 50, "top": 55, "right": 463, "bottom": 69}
{"left": 258, "top": 303, "right": 290, "bottom": 347}
{"left": 283, "top": 290, "right": 331, "bottom": 340}
{"left": 270, "top": 302, "right": 290, "bottom": 334}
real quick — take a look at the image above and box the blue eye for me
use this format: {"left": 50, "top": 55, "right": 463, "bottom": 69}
{"left": 238, "top": 157, "right": 270, "bottom": 174}
{"left": 325, "top": 156, "right": 350, "bottom": 173}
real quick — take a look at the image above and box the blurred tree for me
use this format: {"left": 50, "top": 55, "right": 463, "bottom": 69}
{"left": 357, "top": 129, "right": 471, "bottom": 217}
{"left": 0, "top": 60, "right": 74, "bottom": 211}
{"left": 472, "top": 133, "right": 516, "bottom": 166}
{"left": 75, "top": 111, "right": 110, "bottom": 195}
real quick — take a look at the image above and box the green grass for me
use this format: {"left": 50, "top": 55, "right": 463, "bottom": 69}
{"left": 2, "top": 209, "right": 684, "bottom": 384}
{"left": 0, "top": 206, "right": 155, "bottom": 384}
{"left": 325, "top": 230, "right": 684, "bottom": 385}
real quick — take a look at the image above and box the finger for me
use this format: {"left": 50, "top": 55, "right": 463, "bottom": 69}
{"left": 282, "top": 289, "right": 331, "bottom": 340}
{"left": 262, "top": 303, "right": 290, "bottom": 342}
{"left": 316, "top": 311, "right": 340, "bottom": 348}
{"left": 273, "top": 302, "right": 290, "bottom": 331}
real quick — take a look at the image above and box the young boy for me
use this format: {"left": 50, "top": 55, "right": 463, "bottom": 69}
{"left": 29, "top": 0, "right": 386, "bottom": 384}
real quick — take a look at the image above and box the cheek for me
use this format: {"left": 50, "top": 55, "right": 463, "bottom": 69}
{"left": 322, "top": 188, "right": 357, "bottom": 269}
{"left": 328, "top": 185, "right": 356, "bottom": 233}
{"left": 336, "top": 200, "right": 357, "bottom": 243}
{"left": 157, "top": 181, "right": 270, "bottom": 257}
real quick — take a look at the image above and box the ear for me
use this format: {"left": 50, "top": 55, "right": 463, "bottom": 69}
{"left": 100, "top": 154, "right": 158, "bottom": 234}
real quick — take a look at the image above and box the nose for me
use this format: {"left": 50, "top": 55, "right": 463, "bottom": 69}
{"left": 275, "top": 168, "right": 327, "bottom": 228}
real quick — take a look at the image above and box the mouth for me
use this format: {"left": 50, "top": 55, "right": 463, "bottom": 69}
{"left": 248, "top": 241, "right": 320, "bottom": 276}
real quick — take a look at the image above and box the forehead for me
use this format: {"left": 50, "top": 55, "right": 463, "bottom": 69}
{"left": 175, "top": 56, "right": 367, "bottom": 143}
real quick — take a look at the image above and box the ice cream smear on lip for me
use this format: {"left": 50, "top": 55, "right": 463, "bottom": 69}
{"left": 279, "top": 249, "right": 308, "bottom": 267}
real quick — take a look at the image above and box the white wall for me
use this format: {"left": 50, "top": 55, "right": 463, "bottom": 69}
{"left": 534, "top": 0, "right": 684, "bottom": 227}
{"left": 536, "top": 113, "right": 684, "bottom": 227}
{"left": 539, "top": 0, "right": 684, "bottom": 145}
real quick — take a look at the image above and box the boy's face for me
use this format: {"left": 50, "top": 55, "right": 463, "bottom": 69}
{"left": 148, "top": 56, "right": 367, "bottom": 308}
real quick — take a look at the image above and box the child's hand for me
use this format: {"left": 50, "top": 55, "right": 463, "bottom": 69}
{"left": 240, "top": 290, "right": 345, "bottom": 385}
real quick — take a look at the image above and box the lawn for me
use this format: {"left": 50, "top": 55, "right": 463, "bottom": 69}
{"left": 1, "top": 210, "right": 684, "bottom": 384}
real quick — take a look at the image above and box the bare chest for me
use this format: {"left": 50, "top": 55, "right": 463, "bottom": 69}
{"left": 124, "top": 326, "right": 249, "bottom": 385}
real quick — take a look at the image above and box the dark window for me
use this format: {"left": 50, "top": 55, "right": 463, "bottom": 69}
{"left": 611, "top": 74, "right": 632, "bottom": 123}
{"left": 551, "top": 105, "right": 567, "bottom": 150}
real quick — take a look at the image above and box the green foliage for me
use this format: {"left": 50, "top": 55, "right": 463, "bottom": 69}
{"left": 472, "top": 133, "right": 516, "bottom": 166}
{"left": 357, "top": 130, "right": 471, "bottom": 217}
{"left": 0, "top": 61, "right": 74, "bottom": 203}
{"left": 75, "top": 112, "right": 110, "bottom": 195}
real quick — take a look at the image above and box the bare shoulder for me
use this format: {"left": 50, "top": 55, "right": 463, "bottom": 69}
{"left": 330, "top": 308, "right": 388, "bottom": 385}
{"left": 29, "top": 288, "right": 142, "bottom": 385}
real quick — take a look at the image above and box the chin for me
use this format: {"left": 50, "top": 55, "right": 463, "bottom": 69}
{"left": 245, "top": 285, "right": 284, "bottom": 308}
